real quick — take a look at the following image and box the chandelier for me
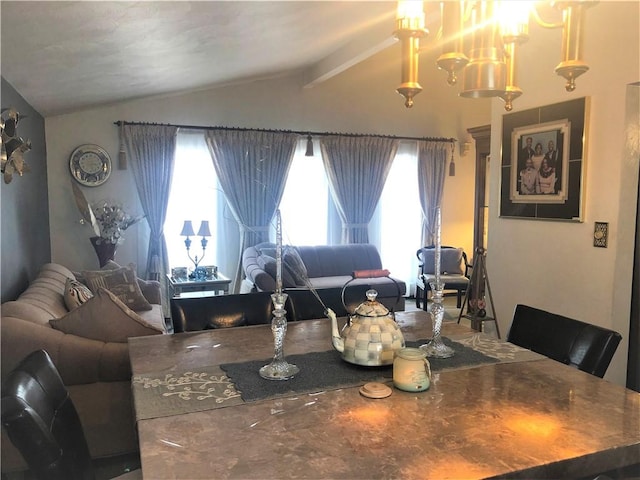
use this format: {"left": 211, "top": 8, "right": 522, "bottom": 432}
{"left": 394, "top": 1, "right": 595, "bottom": 111}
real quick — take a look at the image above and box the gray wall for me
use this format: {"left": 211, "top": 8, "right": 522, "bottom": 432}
{"left": 1, "top": 77, "right": 50, "bottom": 302}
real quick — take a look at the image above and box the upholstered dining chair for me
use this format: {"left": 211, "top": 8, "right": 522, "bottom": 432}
{"left": 1, "top": 350, "right": 141, "bottom": 480}
{"left": 507, "top": 304, "right": 622, "bottom": 378}
{"left": 415, "top": 245, "right": 470, "bottom": 310}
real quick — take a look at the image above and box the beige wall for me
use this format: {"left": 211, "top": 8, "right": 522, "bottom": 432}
{"left": 487, "top": 1, "right": 639, "bottom": 386}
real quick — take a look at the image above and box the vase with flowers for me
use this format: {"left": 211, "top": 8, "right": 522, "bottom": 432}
{"left": 72, "top": 182, "right": 145, "bottom": 267}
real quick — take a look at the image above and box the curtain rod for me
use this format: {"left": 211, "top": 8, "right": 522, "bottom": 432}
{"left": 113, "top": 121, "right": 456, "bottom": 144}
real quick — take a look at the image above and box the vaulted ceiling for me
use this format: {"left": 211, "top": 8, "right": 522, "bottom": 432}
{"left": 1, "top": 1, "right": 411, "bottom": 117}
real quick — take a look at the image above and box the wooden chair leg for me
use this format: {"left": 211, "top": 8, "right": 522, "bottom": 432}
{"left": 416, "top": 285, "right": 422, "bottom": 309}
{"left": 457, "top": 290, "right": 463, "bottom": 308}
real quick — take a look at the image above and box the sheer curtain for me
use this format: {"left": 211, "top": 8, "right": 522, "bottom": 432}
{"left": 320, "top": 136, "right": 399, "bottom": 243}
{"left": 417, "top": 141, "right": 451, "bottom": 246}
{"left": 122, "top": 124, "right": 177, "bottom": 282}
{"left": 205, "top": 130, "right": 297, "bottom": 291}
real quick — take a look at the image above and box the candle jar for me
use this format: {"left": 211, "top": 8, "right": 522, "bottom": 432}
{"left": 393, "top": 348, "right": 432, "bottom": 392}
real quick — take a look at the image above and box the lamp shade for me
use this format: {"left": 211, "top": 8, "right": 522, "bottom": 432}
{"left": 197, "top": 220, "right": 211, "bottom": 237}
{"left": 180, "top": 220, "right": 195, "bottom": 237}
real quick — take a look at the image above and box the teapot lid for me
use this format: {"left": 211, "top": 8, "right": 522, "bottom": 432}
{"left": 353, "top": 289, "right": 390, "bottom": 317}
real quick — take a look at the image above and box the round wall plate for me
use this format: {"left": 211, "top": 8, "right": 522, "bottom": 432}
{"left": 69, "top": 144, "right": 111, "bottom": 186}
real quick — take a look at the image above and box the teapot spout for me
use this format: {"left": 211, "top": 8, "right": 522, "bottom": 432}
{"left": 326, "top": 308, "right": 344, "bottom": 353}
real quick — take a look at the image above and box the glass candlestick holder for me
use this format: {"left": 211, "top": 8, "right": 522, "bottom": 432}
{"left": 259, "top": 292, "right": 299, "bottom": 380}
{"left": 420, "top": 282, "right": 455, "bottom": 358}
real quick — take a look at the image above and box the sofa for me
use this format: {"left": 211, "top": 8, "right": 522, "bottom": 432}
{"left": 242, "top": 243, "right": 406, "bottom": 318}
{"left": 1, "top": 262, "right": 166, "bottom": 474}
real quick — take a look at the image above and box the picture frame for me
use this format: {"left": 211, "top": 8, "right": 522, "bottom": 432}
{"left": 500, "top": 97, "right": 590, "bottom": 221}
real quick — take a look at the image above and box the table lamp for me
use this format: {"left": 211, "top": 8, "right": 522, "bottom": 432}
{"left": 180, "top": 220, "right": 211, "bottom": 280}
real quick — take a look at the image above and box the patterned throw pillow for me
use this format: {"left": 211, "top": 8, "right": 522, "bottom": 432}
{"left": 82, "top": 265, "right": 152, "bottom": 311}
{"left": 64, "top": 278, "right": 94, "bottom": 311}
{"left": 51, "top": 288, "right": 164, "bottom": 342}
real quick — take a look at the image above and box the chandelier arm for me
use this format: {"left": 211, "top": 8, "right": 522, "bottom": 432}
{"left": 531, "top": 6, "right": 563, "bottom": 29}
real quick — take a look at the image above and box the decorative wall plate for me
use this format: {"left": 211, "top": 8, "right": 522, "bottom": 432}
{"left": 69, "top": 144, "right": 111, "bottom": 186}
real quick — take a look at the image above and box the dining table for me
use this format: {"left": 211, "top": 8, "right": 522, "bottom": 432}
{"left": 128, "top": 310, "right": 640, "bottom": 479}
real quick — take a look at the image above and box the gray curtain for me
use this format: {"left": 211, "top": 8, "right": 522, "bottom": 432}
{"left": 205, "top": 130, "right": 297, "bottom": 292}
{"left": 320, "top": 136, "right": 398, "bottom": 243}
{"left": 418, "top": 141, "right": 451, "bottom": 246}
{"left": 122, "top": 124, "right": 178, "bottom": 283}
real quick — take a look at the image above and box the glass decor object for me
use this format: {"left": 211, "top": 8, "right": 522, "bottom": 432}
{"left": 420, "top": 207, "right": 455, "bottom": 358}
{"left": 259, "top": 291, "right": 299, "bottom": 380}
{"left": 259, "top": 210, "right": 299, "bottom": 380}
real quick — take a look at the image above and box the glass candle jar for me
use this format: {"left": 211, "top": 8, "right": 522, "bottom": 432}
{"left": 393, "top": 347, "right": 432, "bottom": 392}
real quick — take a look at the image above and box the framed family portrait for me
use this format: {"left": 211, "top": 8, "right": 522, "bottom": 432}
{"left": 500, "top": 97, "right": 590, "bottom": 221}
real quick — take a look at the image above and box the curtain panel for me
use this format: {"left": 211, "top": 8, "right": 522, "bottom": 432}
{"left": 205, "top": 130, "right": 297, "bottom": 291}
{"left": 417, "top": 141, "right": 451, "bottom": 246}
{"left": 122, "top": 124, "right": 178, "bottom": 283}
{"left": 320, "top": 136, "right": 399, "bottom": 244}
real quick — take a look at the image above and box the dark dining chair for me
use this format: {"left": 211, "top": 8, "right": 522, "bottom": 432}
{"left": 416, "top": 245, "right": 470, "bottom": 309}
{"left": 1, "top": 350, "right": 140, "bottom": 480}
{"left": 507, "top": 304, "right": 622, "bottom": 378}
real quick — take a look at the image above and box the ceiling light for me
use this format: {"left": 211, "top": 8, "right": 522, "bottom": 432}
{"left": 395, "top": 1, "right": 596, "bottom": 111}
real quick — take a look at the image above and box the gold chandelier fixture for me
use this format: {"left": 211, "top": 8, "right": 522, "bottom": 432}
{"left": 394, "top": 1, "right": 596, "bottom": 111}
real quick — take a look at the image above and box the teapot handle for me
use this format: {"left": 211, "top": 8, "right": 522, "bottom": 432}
{"left": 340, "top": 271, "right": 403, "bottom": 319}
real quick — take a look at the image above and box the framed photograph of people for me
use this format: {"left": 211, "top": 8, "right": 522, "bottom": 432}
{"left": 500, "top": 97, "right": 590, "bottom": 221}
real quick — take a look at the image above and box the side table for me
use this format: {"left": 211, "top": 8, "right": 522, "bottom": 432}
{"left": 167, "top": 273, "right": 232, "bottom": 297}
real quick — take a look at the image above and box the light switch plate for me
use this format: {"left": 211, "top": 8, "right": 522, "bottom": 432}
{"left": 594, "top": 222, "right": 608, "bottom": 248}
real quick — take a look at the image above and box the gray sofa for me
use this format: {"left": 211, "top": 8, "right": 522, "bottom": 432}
{"left": 1, "top": 263, "right": 166, "bottom": 474}
{"left": 242, "top": 243, "right": 406, "bottom": 318}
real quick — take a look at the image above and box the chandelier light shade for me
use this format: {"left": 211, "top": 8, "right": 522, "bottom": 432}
{"left": 394, "top": 1, "right": 429, "bottom": 108}
{"left": 395, "top": 1, "right": 596, "bottom": 111}
{"left": 180, "top": 220, "right": 195, "bottom": 238}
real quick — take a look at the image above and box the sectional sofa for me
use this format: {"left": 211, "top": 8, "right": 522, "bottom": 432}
{"left": 1, "top": 263, "right": 166, "bottom": 474}
{"left": 241, "top": 243, "right": 406, "bottom": 318}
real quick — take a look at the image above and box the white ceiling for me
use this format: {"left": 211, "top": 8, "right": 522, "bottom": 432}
{"left": 1, "top": 1, "right": 404, "bottom": 117}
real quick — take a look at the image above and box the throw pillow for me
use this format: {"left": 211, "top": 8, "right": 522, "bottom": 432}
{"left": 257, "top": 254, "right": 297, "bottom": 288}
{"left": 283, "top": 247, "right": 308, "bottom": 286}
{"left": 82, "top": 265, "right": 152, "bottom": 311}
{"left": 50, "top": 288, "right": 163, "bottom": 342}
{"left": 63, "top": 278, "right": 94, "bottom": 311}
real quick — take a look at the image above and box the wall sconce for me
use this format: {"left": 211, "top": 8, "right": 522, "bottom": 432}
{"left": 395, "top": 1, "right": 596, "bottom": 111}
{"left": 460, "top": 141, "right": 472, "bottom": 157}
{"left": 0, "top": 107, "right": 32, "bottom": 184}
{"left": 180, "top": 220, "right": 211, "bottom": 280}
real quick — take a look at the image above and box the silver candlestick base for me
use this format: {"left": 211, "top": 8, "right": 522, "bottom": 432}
{"left": 420, "top": 283, "right": 455, "bottom": 358}
{"left": 260, "top": 292, "right": 299, "bottom": 380}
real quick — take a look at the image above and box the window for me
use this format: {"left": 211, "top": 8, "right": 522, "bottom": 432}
{"left": 373, "top": 142, "right": 422, "bottom": 292}
{"left": 165, "top": 131, "right": 220, "bottom": 271}
{"left": 279, "top": 139, "right": 329, "bottom": 246}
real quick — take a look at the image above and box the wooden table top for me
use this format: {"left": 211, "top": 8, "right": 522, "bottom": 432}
{"left": 129, "top": 311, "right": 640, "bottom": 479}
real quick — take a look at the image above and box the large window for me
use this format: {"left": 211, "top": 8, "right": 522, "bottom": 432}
{"left": 164, "top": 134, "right": 422, "bottom": 294}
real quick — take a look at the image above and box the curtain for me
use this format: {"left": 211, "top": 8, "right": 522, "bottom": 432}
{"left": 417, "top": 141, "right": 451, "bottom": 246}
{"left": 122, "top": 124, "right": 178, "bottom": 284}
{"left": 320, "top": 136, "right": 398, "bottom": 243}
{"left": 205, "top": 130, "right": 297, "bottom": 292}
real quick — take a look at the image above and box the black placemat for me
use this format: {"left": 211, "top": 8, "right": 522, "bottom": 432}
{"left": 220, "top": 338, "right": 498, "bottom": 402}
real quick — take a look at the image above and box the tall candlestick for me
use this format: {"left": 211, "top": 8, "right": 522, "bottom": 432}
{"left": 275, "top": 209, "right": 283, "bottom": 294}
{"left": 434, "top": 206, "right": 442, "bottom": 290}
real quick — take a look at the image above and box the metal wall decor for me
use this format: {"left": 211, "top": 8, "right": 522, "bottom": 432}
{"left": 0, "top": 107, "right": 32, "bottom": 184}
